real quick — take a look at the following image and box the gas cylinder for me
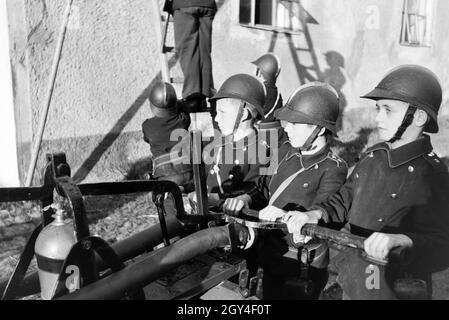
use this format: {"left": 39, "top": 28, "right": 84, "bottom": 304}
{"left": 35, "top": 203, "right": 76, "bottom": 300}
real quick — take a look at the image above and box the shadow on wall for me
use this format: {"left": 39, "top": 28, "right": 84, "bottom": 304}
{"left": 265, "top": 1, "right": 321, "bottom": 85}
{"left": 71, "top": 79, "right": 154, "bottom": 183}
{"left": 72, "top": 55, "right": 180, "bottom": 183}
{"left": 265, "top": 30, "right": 319, "bottom": 86}
{"left": 72, "top": 0, "right": 228, "bottom": 182}
{"left": 264, "top": 7, "right": 347, "bottom": 132}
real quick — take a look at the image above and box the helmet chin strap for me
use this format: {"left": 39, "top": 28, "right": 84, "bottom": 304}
{"left": 388, "top": 105, "right": 417, "bottom": 144}
{"left": 299, "top": 126, "right": 323, "bottom": 152}
{"left": 228, "top": 101, "right": 247, "bottom": 141}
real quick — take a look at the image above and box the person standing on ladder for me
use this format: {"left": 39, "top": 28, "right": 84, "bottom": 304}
{"left": 165, "top": 0, "right": 217, "bottom": 113}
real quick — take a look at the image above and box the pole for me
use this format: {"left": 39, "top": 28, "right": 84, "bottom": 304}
{"left": 25, "top": 0, "right": 74, "bottom": 186}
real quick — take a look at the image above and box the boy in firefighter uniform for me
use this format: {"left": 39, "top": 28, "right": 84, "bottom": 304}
{"left": 189, "top": 74, "right": 275, "bottom": 279}
{"left": 142, "top": 81, "right": 192, "bottom": 189}
{"left": 284, "top": 65, "right": 449, "bottom": 299}
{"left": 224, "top": 82, "right": 348, "bottom": 300}
{"left": 252, "top": 53, "right": 283, "bottom": 122}
{"left": 252, "top": 53, "right": 287, "bottom": 148}
{"left": 189, "top": 74, "right": 272, "bottom": 211}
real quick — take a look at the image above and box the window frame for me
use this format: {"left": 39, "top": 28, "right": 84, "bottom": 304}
{"left": 238, "top": 0, "right": 307, "bottom": 34}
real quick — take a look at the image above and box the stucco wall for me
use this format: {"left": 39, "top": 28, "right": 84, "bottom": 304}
{"left": 7, "top": 0, "right": 449, "bottom": 184}
{"left": 8, "top": 0, "right": 163, "bottom": 184}
{"left": 213, "top": 0, "right": 449, "bottom": 112}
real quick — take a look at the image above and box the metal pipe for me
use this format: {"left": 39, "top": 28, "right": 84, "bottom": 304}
{"left": 240, "top": 208, "right": 406, "bottom": 262}
{"left": 104, "top": 215, "right": 183, "bottom": 266}
{"left": 301, "top": 224, "right": 406, "bottom": 262}
{"left": 191, "top": 130, "right": 208, "bottom": 218}
{"left": 57, "top": 226, "right": 230, "bottom": 300}
{"left": 25, "top": 0, "right": 74, "bottom": 187}
{"left": 0, "top": 216, "right": 184, "bottom": 298}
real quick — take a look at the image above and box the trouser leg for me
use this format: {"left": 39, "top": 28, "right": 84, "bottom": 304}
{"left": 198, "top": 8, "right": 215, "bottom": 98}
{"left": 174, "top": 8, "right": 201, "bottom": 98}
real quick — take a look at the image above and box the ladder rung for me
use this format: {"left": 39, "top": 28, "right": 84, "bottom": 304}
{"left": 170, "top": 77, "right": 184, "bottom": 84}
{"left": 163, "top": 46, "right": 177, "bottom": 54}
{"left": 296, "top": 47, "right": 310, "bottom": 52}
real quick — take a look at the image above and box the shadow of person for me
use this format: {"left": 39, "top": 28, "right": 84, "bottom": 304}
{"left": 321, "top": 51, "right": 347, "bottom": 132}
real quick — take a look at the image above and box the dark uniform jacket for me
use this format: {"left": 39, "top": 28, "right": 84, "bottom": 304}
{"left": 205, "top": 130, "right": 272, "bottom": 210}
{"left": 314, "top": 135, "right": 449, "bottom": 299}
{"left": 142, "top": 113, "right": 192, "bottom": 185}
{"left": 249, "top": 142, "right": 348, "bottom": 273}
{"left": 256, "top": 81, "right": 287, "bottom": 149}
{"left": 142, "top": 112, "right": 191, "bottom": 159}
{"left": 172, "top": 0, "right": 217, "bottom": 10}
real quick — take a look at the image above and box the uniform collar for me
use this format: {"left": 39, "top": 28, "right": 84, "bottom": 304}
{"left": 264, "top": 80, "right": 277, "bottom": 87}
{"left": 366, "top": 135, "right": 433, "bottom": 168}
{"left": 287, "top": 144, "right": 331, "bottom": 169}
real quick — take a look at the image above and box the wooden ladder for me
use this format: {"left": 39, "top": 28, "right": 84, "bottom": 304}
{"left": 150, "top": 1, "right": 183, "bottom": 84}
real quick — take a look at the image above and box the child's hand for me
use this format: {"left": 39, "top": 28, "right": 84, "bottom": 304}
{"left": 259, "top": 205, "right": 286, "bottom": 221}
{"left": 282, "top": 210, "right": 322, "bottom": 244}
{"left": 364, "top": 233, "right": 413, "bottom": 261}
{"left": 223, "top": 194, "right": 251, "bottom": 216}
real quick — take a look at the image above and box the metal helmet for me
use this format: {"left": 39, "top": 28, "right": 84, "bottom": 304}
{"left": 149, "top": 81, "right": 178, "bottom": 117}
{"left": 251, "top": 53, "right": 281, "bottom": 82}
{"left": 361, "top": 65, "right": 442, "bottom": 133}
{"left": 209, "top": 74, "right": 266, "bottom": 118}
{"left": 274, "top": 82, "right": 340, "bottom": 134}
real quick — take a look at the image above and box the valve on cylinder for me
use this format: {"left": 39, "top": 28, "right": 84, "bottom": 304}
{"left": 34, "top": 202, "right": 76, "bottom": 300}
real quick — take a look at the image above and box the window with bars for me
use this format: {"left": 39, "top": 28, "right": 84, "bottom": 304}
{"left": 239, "top": 0, "right": 316, "bottom": 32}
{"left": 400, "top": 0, "right": 435, "bottom": 47}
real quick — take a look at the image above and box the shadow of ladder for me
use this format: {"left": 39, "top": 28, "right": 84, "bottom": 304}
{"left": 280, "top": 0, "right": 322, "bottom": 84}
